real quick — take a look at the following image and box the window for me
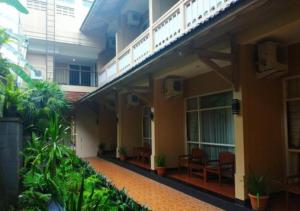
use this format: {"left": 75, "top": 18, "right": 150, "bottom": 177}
{"left": 69, "top": 65, "right": 91, "bottom": 86}
{"left": 143, "top": 107, "right": 152, "bottom": 147}
{"left": 56, "top": 5, "right": 75, "bottom": 17}
{"left": 285, "top": 76, "right": 300, "bottom": 149}
{"left": 186, "top": 91, "right": 234, "bottom": 160}
{"left": 27, "top": 0, "right": 46, "bottom": 11}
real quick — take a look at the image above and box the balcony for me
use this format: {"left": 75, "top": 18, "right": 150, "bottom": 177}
{"left": 55, "top": 65, "right": 97, "bottom": 87}
{"left": 98, "top": 0, "right": 238, "bottom": 87}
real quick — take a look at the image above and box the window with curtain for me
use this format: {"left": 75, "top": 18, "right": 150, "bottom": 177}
{"left": 285, "top": 77, "right": 300, "bottom": 149}
{"left": 186, "top": 91, "right": 235, "bottom": 160}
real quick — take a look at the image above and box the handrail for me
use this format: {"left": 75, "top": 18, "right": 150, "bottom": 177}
{"left": 98, "top": 0, "right": 237, "bottom": 87}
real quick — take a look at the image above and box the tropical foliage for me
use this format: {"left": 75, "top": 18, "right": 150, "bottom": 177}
{"left": 247, "top": 172, "right": 269, "bottom": 196}
{"left": 19, "top": 115, "right": 148, "bottom": 211}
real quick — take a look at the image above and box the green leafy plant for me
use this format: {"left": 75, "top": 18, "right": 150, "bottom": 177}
{"left": 0, "top": 0, "right": 29, "bottom": 14}
{"left": 155, "top": 154, "right": 166, "bottom": 167}
{"left": 0, "top": 74, "right": 26, "bottom": 117}
{"left": 118, "top": 147, "right": 127, "bottom": 156}
{"left": 247, "top": 172, "right": 268, "bottom": 197}
{"left": 18, "top": 80, "right": 70, "bottom": 135}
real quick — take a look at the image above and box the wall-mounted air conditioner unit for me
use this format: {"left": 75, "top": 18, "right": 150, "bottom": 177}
{"left": 30, "top": 68, "right": 43, "bottom": 80}
{"left": 127, "top": 94, "right": 139, "bottom": 107}
{"left": 257, "top": 41, "right": 288, "bottom": 79}
{"left": 163, "top": 76, "right": 183, "bottom": 99}
{"left": 126, "top": 11, "right": 141, "bottom": 26}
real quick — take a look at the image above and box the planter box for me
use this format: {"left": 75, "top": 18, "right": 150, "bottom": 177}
{"left": 0, "top": 118, "right": 23, "bottom": 206}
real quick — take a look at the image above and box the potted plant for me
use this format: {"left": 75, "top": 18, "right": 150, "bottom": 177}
{"left": 155, "top": 154, "right": 166, "bottom": 176}
{"left": 247, "top": 173, "right": 269, "bottom": 211}
{"left": 118, "top": 147, "right": 127, "bottom": 161}
{"left": 97, "top": 143, "right": 105, "bottom": 157}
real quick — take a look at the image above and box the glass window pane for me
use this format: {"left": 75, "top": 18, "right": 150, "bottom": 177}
{"left": 201, "top": 145, "right": 234, "bottom": 160}
{"left": 70, "top": 64, "right": 79, "bottom": 70}
{"left": 187, "top": 98, "right": 198, "bottom": 110}
{"left": 69, "top": 70, "right": 79, "bottom": 85}
{"left": 287, "top": 78, "right": 300, "bottom": 99}
{"left": 143, "top": 107, "right": 152, "bottom": 139}
{"left": 81, "top": 72, "right": 91, "bottom": 86}
{"left": 200, "top": 91, "right": 233, "bottom": 108}
{"left": 186, "top": 112, "right": 199, "bottom": 142}
{"left": 81, "top": 66, "right": 91, "bottom": 71}
{"left": 201, "top": 108, "right": 234, "bottom": 145}
{"left": 287, "top": 100, "right": 300, "bottom": 149}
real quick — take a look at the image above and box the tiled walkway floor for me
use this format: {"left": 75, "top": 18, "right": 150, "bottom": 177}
{"left": 87, "top": 158, "right": 222, "bottom": 211}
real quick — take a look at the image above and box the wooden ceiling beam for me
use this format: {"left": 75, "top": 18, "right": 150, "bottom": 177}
{"left": 196, "top": 48, "right": 234, "bottom": 61}
{"left": 198, "top": 56, "right": 234, "bottom": 85}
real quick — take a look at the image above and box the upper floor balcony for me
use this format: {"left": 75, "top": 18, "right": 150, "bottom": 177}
{"left": 98, "top": 0, "right": 238, "bottom": 87}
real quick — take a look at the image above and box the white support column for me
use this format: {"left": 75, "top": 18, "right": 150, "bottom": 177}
{"left": 150, "top": 107, "right": 156, "bottom": 170}
{"left": 233, "top": 90, "right": 247, "bottom": 200}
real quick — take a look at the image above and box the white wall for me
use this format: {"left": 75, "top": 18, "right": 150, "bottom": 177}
{"left": 75, "top": 105, "right": 99, "bottom": 158}
{"left": 26, "top": 53, "right": 48, "bottom": 80}
{"left": 20, "top": 0, "right": 103, "bottom": 48}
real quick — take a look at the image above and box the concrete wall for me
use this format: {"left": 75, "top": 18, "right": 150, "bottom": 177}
{"left": 26, "top": 53, "right": 48, "bottom": 80}
{"left": 75, "top": 105, "right": 99, "bottom": 158}
{"left": 151, "top": 0, "right": 179, "bottom": 23}
{"left": 116, "top": 24, "right": 143, "bottom": 53}
{"left": 99, "top": 104, "right": 117, "bottom": 151}
{"left": 239, "top": 44, "right": 286, "bottom": 187}
{"left": 20, "top": 0, "right": 100, "bottom": 47}
{"left": 184, "top": 71, "right": 232, "bottom": 97}
{"left": 0, "top": 118, "right": 23, "bottom": 206}
{"left": 118, "top": 94, "right": 143, "bottom": 157}
{"left": 153, "top": 79, "right": 185, "bottom": 168}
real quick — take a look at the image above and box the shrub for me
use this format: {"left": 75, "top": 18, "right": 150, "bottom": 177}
{"left": 155, "top": 154, "right": 166, "bottom": 167}
{"left": 19, "top": 115, "right": 148, "bottom": 211}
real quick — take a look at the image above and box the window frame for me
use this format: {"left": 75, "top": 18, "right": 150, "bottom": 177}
{"left": 184, "top": 89, "right": 235, "bottom": 155}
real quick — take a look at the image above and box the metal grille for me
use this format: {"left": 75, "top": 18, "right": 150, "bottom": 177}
{"left": 27, "top": 0, "right": 46, "bottom": 11}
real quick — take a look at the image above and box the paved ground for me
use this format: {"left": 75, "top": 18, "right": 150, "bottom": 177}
{"left": 87, "top": 158, "right": 222, "bottom": 211}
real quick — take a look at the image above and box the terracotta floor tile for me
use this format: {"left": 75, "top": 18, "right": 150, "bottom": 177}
{"left": 87, "top": 158, "right": 222, "bottom": 211}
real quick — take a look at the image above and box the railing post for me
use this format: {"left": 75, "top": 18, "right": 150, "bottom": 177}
{"left": 180, "top": 0, "right": 186, "bottom": 33}
{"left": 149, "top": 0, "right": 154, "bottom": 54}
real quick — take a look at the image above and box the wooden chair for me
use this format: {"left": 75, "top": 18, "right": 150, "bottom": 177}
{"left": 204, "top": 152, "right": 235, "bottom": 185}
{"left": 178, "top": 148, "right": 205, "bottom": 174}
{"left": 285, "top": 174, "right": 300, "bottom": 209}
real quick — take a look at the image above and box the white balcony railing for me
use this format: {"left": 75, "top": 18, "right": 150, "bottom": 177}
{"left": 98, "top": 0, "right": 238, "bottom": 87}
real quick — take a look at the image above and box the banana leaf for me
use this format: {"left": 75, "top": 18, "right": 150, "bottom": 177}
{"left": 0, "top": 0, "right": 29, "bottom": 14}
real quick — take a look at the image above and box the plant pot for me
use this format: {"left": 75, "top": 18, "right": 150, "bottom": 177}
{"left": 120, "top": 155, "right": 127, "bottom": 161}
{"left": 97, "top": 150, "right": 103, "bottom": 157}
{"left": 156, "top": 167, "right": 166, "bottom": 176}
{"left": 248, "top": 193, "right": 269, "bottom": 211}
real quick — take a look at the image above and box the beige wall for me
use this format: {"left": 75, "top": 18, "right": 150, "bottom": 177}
{"left": 153, "top": 79, "right": 185, "bottom": 168}
{"left": 26, "top": 53, "right": 50, "bottom": 80}
{"left": 118, "top": 94, "right": 143, "bottom": 156}
{"left": 20, "top": 0, "right": 102, "bottom": 48}
{"left": 152, "top": 72, "right": 232, "bottom": 168}
{"left": 239, "top": 44, "right": 286, "bottom": 187}
{"left": 184, "top": 71, "right": 232, "bottom": 97}
{"left": 99, "top": 104, "right": 117, "bottom": 151}
{"left": 75, "top": 105, "right": 99, "bottom": 158}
